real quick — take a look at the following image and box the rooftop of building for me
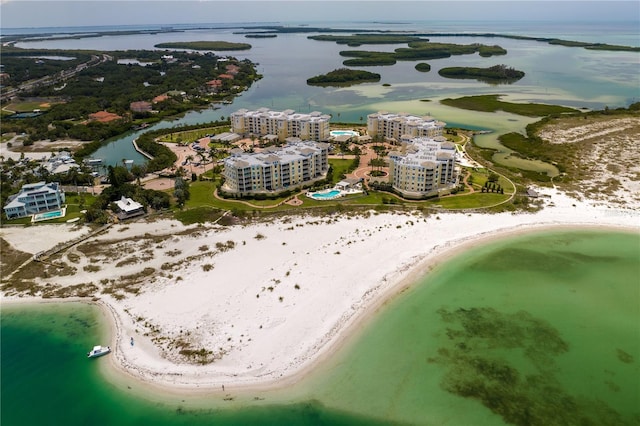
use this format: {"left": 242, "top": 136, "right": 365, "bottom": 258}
{"left": 232, "top": 108, "right": 330, "bottom": 122}
{"left": 225, "top": 141, "right": 328, "bottom": 168}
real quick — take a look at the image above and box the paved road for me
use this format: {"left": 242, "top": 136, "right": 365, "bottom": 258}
{"left": 1, "top": 54, "right": 109, "bottom": 102}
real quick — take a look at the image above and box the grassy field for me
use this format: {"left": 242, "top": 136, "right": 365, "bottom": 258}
{"left": 426, "top": 192, "right": 510, "bottom": 209}
{"left": 3, "top": 98, "right": 63, "bottom": 113}
{"left": 157, "top": 126, "right": 231, "bottom": 144}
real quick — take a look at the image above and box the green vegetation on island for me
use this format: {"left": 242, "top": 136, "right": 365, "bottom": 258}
{"left": 440, "top": 95, "right": 578, "bottom": 116}
{"left": 307, "top": 68, "right": 381, "bottom": 86}
{"left": 339, "top": 51, "right": 397, "bottom": 66}
{"left": 308, "top": 34, "right": 428, "bottom": 46}
{"left": 154, "top": 41, "right": 252, "bottom": 50}
{"left": 401, "top": 41, "right": 507, "bottom": 58}
{"left": 336, "top": 40, "right": 507, "bottom": 67}
{"left": 438, "top": 65, "right": 525, "bottom": 84}
{"left": 5, "top": 25, "right": 637, "bottom": 54}
{"left": 244, "top": 34, "right": 277, "bottom": 39}
{"left": 307, "top": 30, "right": 638, "bottom": 53}
{"left": 415, "top": 62, "right": 431, "bottom": 72}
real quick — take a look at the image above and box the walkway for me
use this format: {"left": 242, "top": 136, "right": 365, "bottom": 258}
{"left": 347, "top": 143, "right": 391, "bottom": 184}
{"left": 5, "top": 223, "right": 113, "bottom": 281}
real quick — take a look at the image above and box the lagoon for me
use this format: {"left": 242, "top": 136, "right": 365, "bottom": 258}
{"left": 14, "top": 20, "right": 640, "bottom": 172}
{"left": 2, "top": 229, "right": 638, "bottom": 425}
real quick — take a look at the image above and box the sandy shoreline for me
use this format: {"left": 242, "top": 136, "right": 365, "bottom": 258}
{"left": 2, "top": 186, "right": 639, "bottom": 398}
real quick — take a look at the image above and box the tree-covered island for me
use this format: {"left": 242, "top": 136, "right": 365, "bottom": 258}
{"left": 307, "top": 68, "right": 381, "bottom": 86}
{"left": 438, "top": 65, "right": 525, "bottom": 84}
{"left": 154, "top": 41, "right": 252, "bottom": 50}
{"left": 332, "top": 39, "right": 507, "bottom": 67}
{"left": 244, "top": 34, "right": 277, "bottom": 39}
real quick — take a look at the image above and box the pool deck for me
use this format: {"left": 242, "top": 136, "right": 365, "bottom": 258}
{"left": 306, "top": 187, "right": 363, "bottom": 200}
{"left": 31, "top": 207, "right": 67, "bottom": 223}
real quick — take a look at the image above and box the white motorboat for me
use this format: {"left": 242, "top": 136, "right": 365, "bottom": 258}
{"left": 87, "top": 345, "right": 111, "bottom": 358}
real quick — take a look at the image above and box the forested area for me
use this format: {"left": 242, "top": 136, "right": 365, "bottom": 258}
{"left": 0, "top": 48, "right": 94, "bottom": 85}
{"left": 438, "top": 65, "right": 525, "bottom": 83}
{"left": 1, "top": 49, "right": 260, "bottom": 148}
{"left": 307, "top": 68, "right": 381, "bottom": 86}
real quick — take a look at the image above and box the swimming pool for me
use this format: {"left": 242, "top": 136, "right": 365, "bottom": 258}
{"left": 330, "top": 130, "right": 360, "bottom": 138}
{"left": 307, "top": 189, "right": 342, "bottom": 200}
{"left": 32, "top": 208, "right": 66, "bottom": 222}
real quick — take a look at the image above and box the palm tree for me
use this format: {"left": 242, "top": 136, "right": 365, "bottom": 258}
{"left": 208, "top": 147, "right": 217, "bottom": 173}
{"left": 186, "top": 155, "right": 194, "bottom": 175}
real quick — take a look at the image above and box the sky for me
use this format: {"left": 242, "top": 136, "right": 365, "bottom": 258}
{"left": 1, "top": 0, "right": 638, "bottom": 29}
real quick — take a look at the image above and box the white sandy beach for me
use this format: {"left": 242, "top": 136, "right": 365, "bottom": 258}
{"left": 1, "top": 186, "right": 639, "bottom": 394}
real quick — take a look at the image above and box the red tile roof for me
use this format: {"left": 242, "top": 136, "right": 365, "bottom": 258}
{"left": 88, "top": 111, "right": 122, "bottom": 123}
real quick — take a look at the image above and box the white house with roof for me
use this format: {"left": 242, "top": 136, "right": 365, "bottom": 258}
{"left": 3, "top": 182, "right": 65, "bottom": 219}
{"left": 222, "top": 140, "right": 329, "bottom": 195}
{"left": 114, "top": 196, "right": 145, "bottom": 219}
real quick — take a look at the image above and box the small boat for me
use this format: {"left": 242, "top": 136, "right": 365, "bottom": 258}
{"left": 87, "top": 345, "right": 111, "bottom": 358}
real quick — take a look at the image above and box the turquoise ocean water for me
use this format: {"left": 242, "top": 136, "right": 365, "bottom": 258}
{"left": 2, "top": 230, "right": 639, "bottom": 425}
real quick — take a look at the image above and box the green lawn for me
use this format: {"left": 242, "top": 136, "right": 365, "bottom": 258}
{"left": 185, "top": 181, "right": 218, "bottom": 207}
{"left": 467, "top": 168, "right": 515, "bottom": 194}
{"left": 329, "top": 158, "right": 355, "bottom": 183}
{"left": 157, "top": 126, "right": 230, "bottom": 144}
{"left": 426, "top": 192, "right": 510, "bottom": 209}
{"left": 5, "top": 100, "right": 55, "bottom": 112}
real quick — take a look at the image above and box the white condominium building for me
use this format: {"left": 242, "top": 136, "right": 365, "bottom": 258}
{"left": 367, "top": 111, "right": 445, "bottom": 141}
{"left": 231, "top": 108, "right": 331, "bottom": 142}
{"left": 388, "top": 137, "right": 457, "bottom": 198}
{"left": 223, "top": 141, "right": 329, "bottom": 195}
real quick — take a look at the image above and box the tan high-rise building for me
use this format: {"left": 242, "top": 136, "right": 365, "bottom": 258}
{"left": 223, "top": 141, "right": 329, "bottom": 195}
{"left": 388, "top": 136, "right": 457, "bottom": 199}
{"left": 231, "top": 108, "right": 331, "bottom": 142}
{"left": 367, "top": 111, "right": 445, "bottom": 141}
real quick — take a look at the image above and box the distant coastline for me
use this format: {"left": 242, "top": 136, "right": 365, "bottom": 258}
{"left": 3, "top": 23, "right": 639, "bottom": 52}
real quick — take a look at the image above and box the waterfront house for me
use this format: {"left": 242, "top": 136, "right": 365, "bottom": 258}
{"left": 114, "top": 196, "right": 144, "bottom": 220}
{"left": 3, "top": 182, "right": 65, "bottom": 219}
